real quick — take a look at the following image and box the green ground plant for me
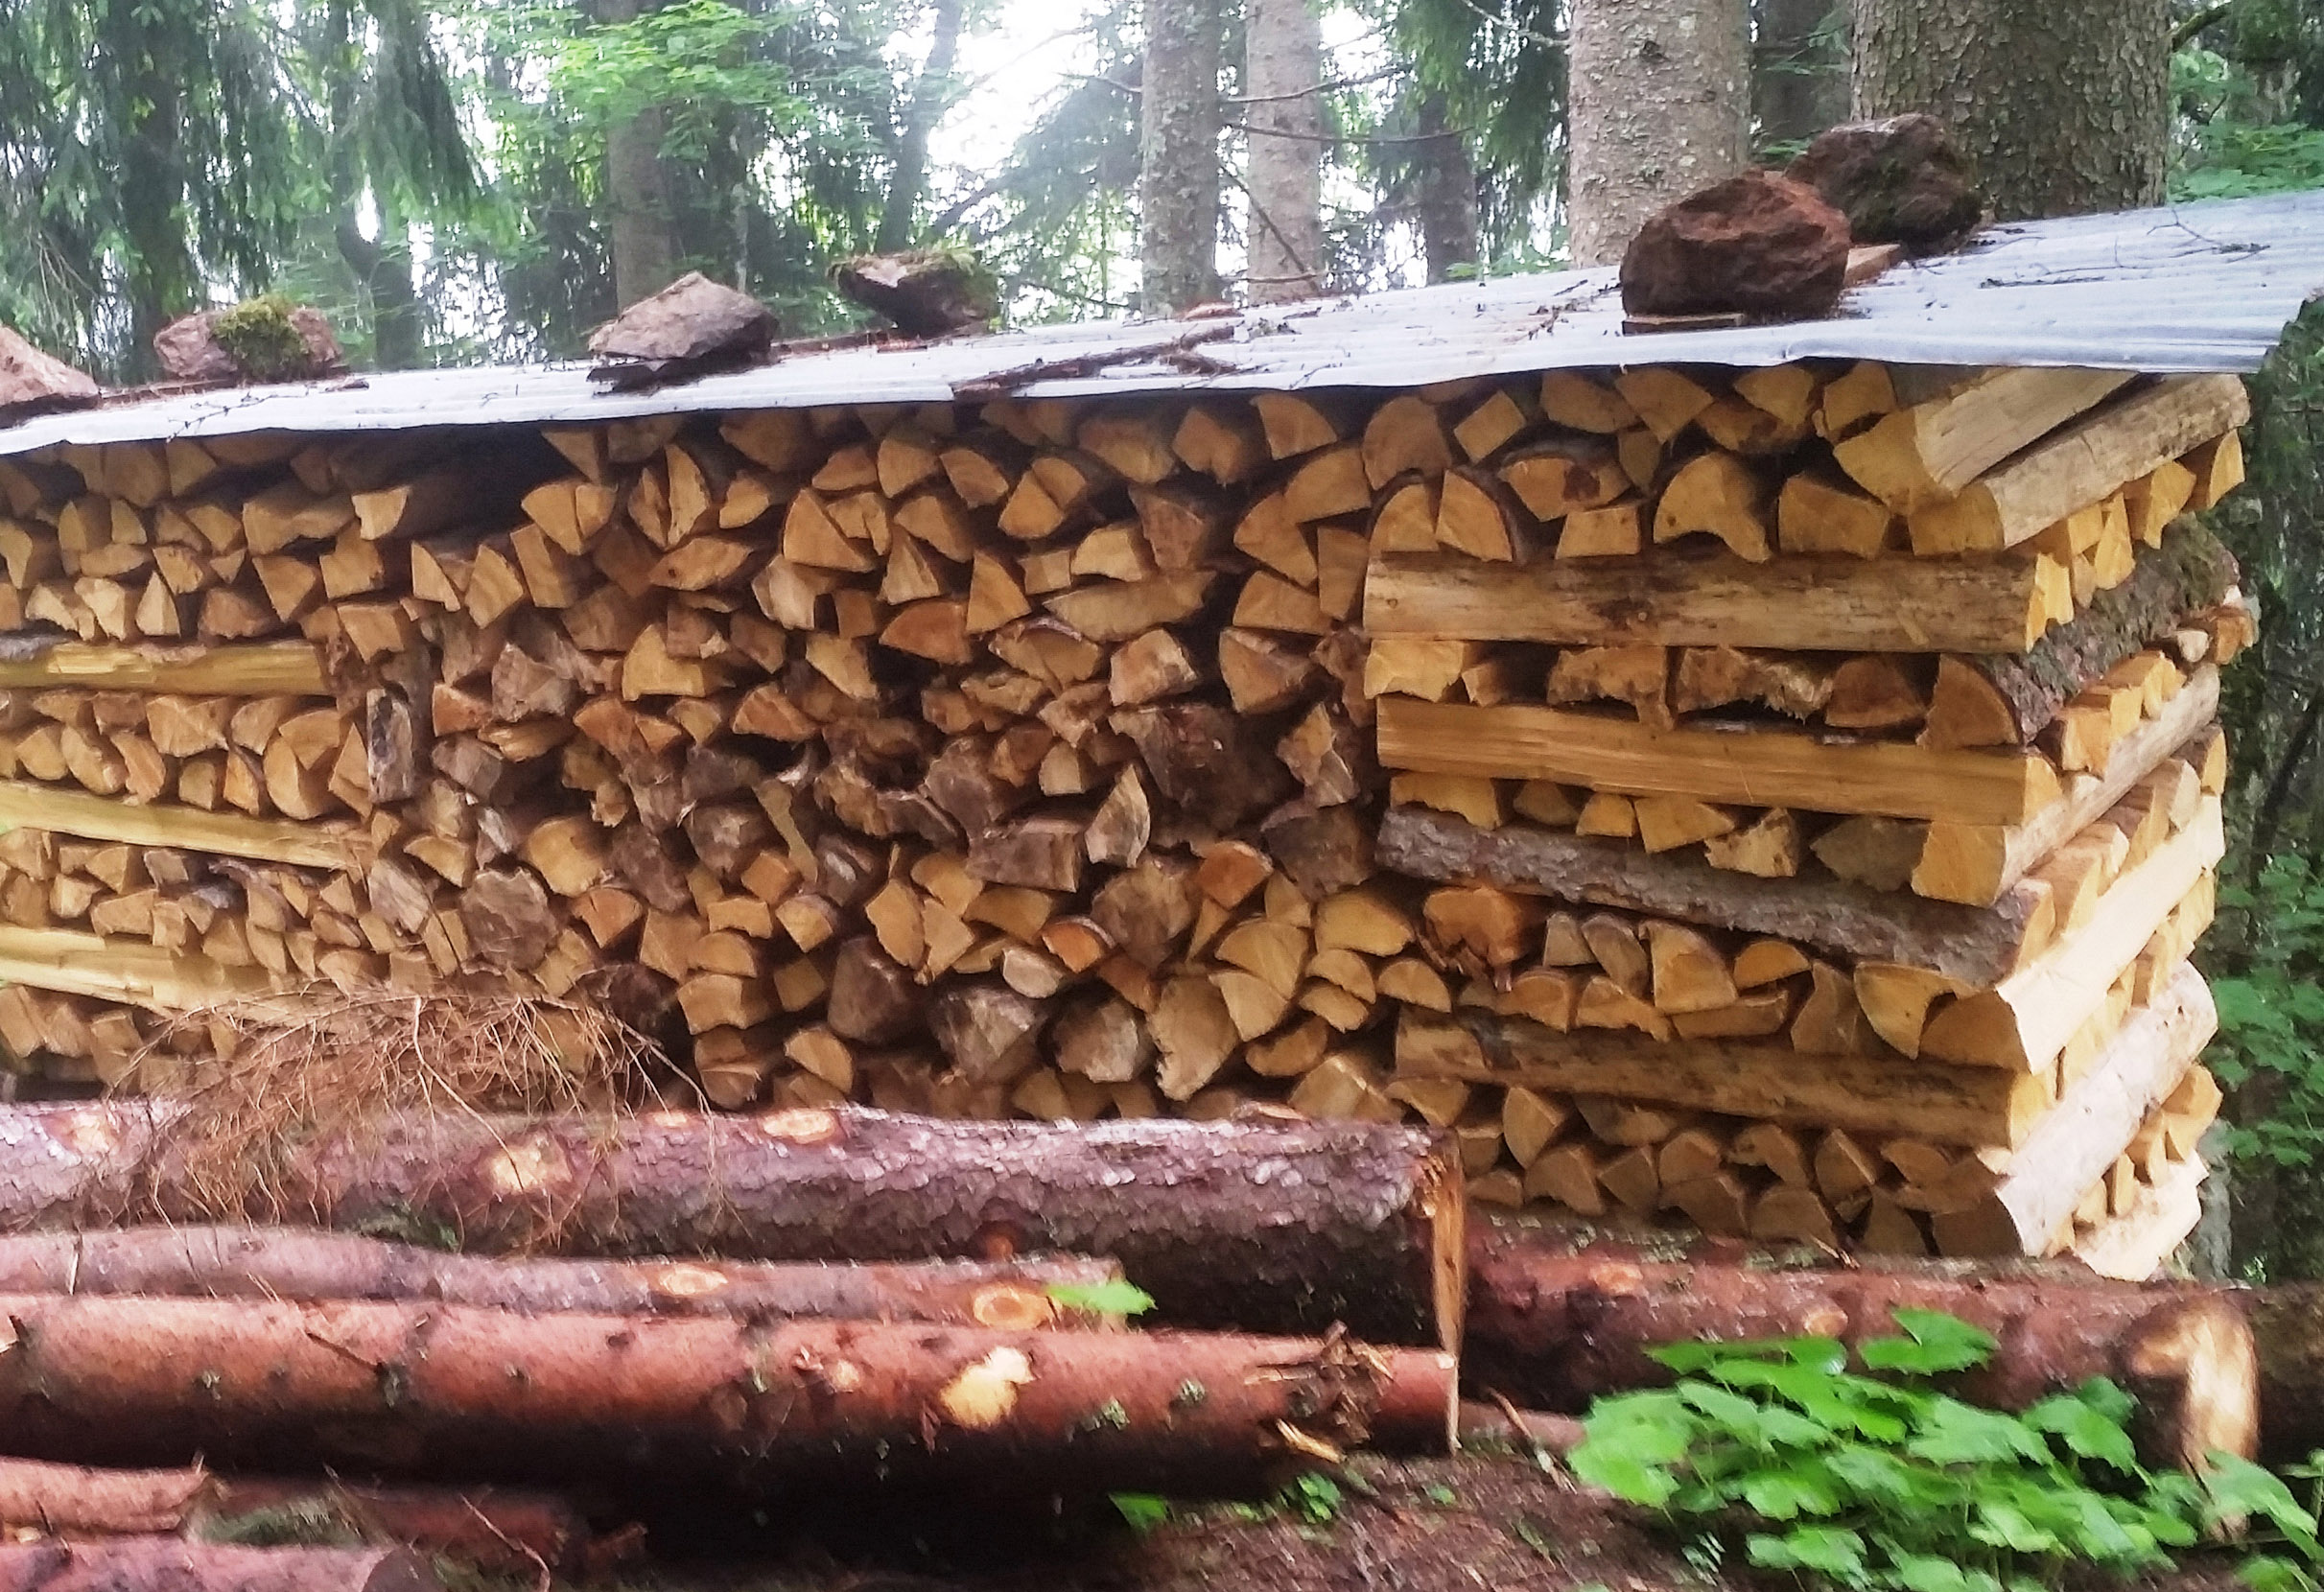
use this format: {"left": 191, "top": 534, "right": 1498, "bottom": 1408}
{"left": 1569, "top": 1309, "right": 2324, "bottom": 1592}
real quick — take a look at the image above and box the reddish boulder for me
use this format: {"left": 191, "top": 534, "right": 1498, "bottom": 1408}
{"left": 1790, "top": 113, "right": 1984, "bottom": 252}
{"left": 0, "top": 325, "right": 98, "bottom": 415}
{"left": 587, "top": 271, "right": 777, "bottom": 388}
{"left": 153, "top": 297, "right": 344, "bottom": 384}
{"left": 1619, "top": 170, "right": 1852, "bottom": 320}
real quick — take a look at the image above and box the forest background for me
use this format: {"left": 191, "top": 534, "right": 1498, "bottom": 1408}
{"left": 3, "top": 0, "right": 2322, "bottom": 1276}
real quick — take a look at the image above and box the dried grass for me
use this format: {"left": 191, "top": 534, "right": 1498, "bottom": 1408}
{"left": 126, "top": 988, "right": 689, "bottom": 1223}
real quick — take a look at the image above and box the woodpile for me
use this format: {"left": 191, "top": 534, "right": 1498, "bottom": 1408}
{"left": 0, "top": 354, "right": 2253, "bottom": 1270}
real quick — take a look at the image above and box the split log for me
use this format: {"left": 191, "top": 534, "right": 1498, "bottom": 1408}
{"left": 1924, "top": 525, "right": 2238, "bottom": 748}
{"left": 0, "top": 1295, "right": 1456, "bottom": 1489}
{"left": 0, "top": 1227, "right": 1129, "bottom": 1328}
{"left": 1364, "top": 548, "right": 2058, "bottom": 654}
{"left": 0, "top": 1105, "right": 1465, "bottom": 1346}
{"left": 1463, "top": 1231, "right": 2256, "bottom": 1471}
{"left": 0, "top": 1540, "right": 438, "bottom": 1591}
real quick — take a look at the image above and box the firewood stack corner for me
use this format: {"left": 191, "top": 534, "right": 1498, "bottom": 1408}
{"left": 0, "top": 350, "right": 2255, "bottom": 1275}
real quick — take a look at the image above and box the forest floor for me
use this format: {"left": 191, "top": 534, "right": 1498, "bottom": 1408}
{"left": 586, "top": 1449, "right": 2253, "bottom": 1592}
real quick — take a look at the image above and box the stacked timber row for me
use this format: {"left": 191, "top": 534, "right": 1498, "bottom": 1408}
{"left": 0, "top": 356, "right": 2254, "bottom": 1272}
{"left": 1364, "top": 363, "right": 2253, "bottom": 1275}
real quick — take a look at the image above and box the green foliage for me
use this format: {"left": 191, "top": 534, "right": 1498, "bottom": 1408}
{"left": 2208, "top": 855, "right": 2324, "bottom": 1173}
{"left": 207, "top": 294, "right": 317, "bottom": 379}
{"left": 1282, "top": 1472, "right": 1344, "bottom": 1526}
{"left": 1044, "top": 1277, "right": 1156, "bottom": 1317}
{"left": 1110, "top": 1492, "right": 1171, "bottom": 1533}
{"left": 1569, "top": 1315, "right": 2317, "bottom": 1592}
{"left": 2172, "top": 47, "right": 2324, "bottom": 199}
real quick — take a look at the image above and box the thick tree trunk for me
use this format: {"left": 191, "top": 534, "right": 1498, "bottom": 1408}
{"left": 1465, "top": 1235, "right": 2258, "bottom": 1471}
{"left": 1244, "top": 0, "right": 1326, "bottom": 302}
{"left": 1567, "top": 0, "right": 1750, "bottom": 265}
{"left": 0, "top": 1227, "right": 1123, "bottom": 1328}
{"left": 1752, "top": 0, "right": 1847, "bottom": 149}
{"left": 0, "top": 1296, "right": 1455, "bottom": 1489}
{"left": 1414, "top": 94, "right": 1482, "bottom": 283}
{"left": 1848, "top": 0, "right": 2169, "bottom": 220}
{"left": 1139, "top": 0, "right": 1222, "bottom": 311}
{"left": 877, "top": 0, "right": 965, "bottom": 252}
{"left": 0, "top": 1459, "right": 584, "bottom": 1577}
{"left": 0, "top": 1540, "right": 435, "bottom": 1592}
{"left": 336, "top": 216, "right": 425, "bottom": 372}
{"left": 0, "top": 1105, "right": 1465, "bottom": 1346}
{"left": 1377, "top": 804, "right": 2052, "bottom": 987}
{"left": 593, "top": 0, "right": 684, "bottom": 306}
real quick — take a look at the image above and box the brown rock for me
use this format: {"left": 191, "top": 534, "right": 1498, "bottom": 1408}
{"left": 1789, "top": 114, "right": 1985, "bottom": 253}
{"left": 0, "top": 325, "right": 98, "bottom": 414}
{"left": 153, "top": 299, "right": 345, "bottom": 384}
{"left": 1619, "top": 171, "right": 1852, "bottom": 320}
{"left": 831, "top": 251, "right": 999, "bottom": 338}
{"left": 588, "top": 271, "right": 778, "bottom": 386}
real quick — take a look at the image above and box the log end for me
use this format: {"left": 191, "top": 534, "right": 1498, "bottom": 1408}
{"left": 2124, "top": 1297, "right": 2260, "bottom": 1470}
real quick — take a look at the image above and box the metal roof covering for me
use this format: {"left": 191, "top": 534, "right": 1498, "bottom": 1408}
{"left": 5, "top": 189, "right": 2323, "bottom": 457}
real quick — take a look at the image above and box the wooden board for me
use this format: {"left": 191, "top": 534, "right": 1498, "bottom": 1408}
{"left": 0, "top": 642, "right": 326, "bottom": 695}
{"left": 0, "top": 925, "right": 301, "bottom": 1016}
{"left": 1375, "top": 699, "right": 2061, "bottom": 825}
{"left": 1395, "top": 1009, "right": 2051, "bottom": 1148}
{"left": 0, "top": 781, "right": 359, "bottom": 869}
{"left": 1363, "top": 548, "right": 2055, "bottom": 654}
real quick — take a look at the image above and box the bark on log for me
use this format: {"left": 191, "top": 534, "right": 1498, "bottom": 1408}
{"left": 0, "top": 1459, "right": 585, "bottom": 1576}
{"left": 1378, "top": 804, "right": 2044, "bottom": 986}
{"left": 0, "top": 1227, "right": 1127, "bottom": 1330}
{"left": 0, "top": 1106, "right": 1465, "bottom": 1346}
{"left": 0, "top": 1296, "right": 1456, "bottom": 1490}
{"left": 2247, "top": 1285, "right": 2324, "bottom": 1465}
{"left": 1464, "top": 1233, "right": 2256, "bottom": 1472}
{"left": 0, "top": 1540, "right": 437, "bottom": 1592}
{"left": 1943, "top": 525, "right": 2236, "bottom": 745}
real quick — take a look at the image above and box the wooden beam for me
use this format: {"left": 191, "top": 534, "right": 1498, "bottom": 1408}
{"left": 1833, "top": 366, "right": 2132, "bottom": 511}
{"left": 1928, "top": 963, "right": 2214, "bottom": 1257}
{"left": 1914, "top": 667, "right": 2218, "bottom": 905}
{"left": 0, "top": 782, "right": 358, "bottom": 869}
{"left": 1908, "top": 376, "right": 2251, "bottom": 553}
{"left": 0, "top": 641, "right": 326, "bottom": 695}
{"left": 1374, "top": 699, "right": 2060, "bottom": 825}
{"left": 1921, "top": 800, "right": 2223, "bottom": 1072}
{"left": 1362, "top": 547, "right": 2057, "bottom": 654}
{"left": 1395, "top": 1009, "right": 2051, "bottom": 1148}
{"left": 1376, "top": 804, "right": 2053, "bottom": 987}
{"left": 0, "top": 925, "right": 303, "bottom": 1015}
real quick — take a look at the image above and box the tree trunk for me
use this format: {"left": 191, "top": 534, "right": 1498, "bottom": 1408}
{"left": 593, "top": 0, "right": 684, "bottom": 306}
{"left": 0, "top": 1105, "right": 1465, "bottom": 1347}
{"left": 1848, "top": 0, "right": 2169, "bottom": 220}
{"left": 0, "top": 1540, "right": 435, "bottom": 1592}
{"left": 1567, "top": 0, "right": 1750, "bottom": 265}
{"left": 0, "top": 1459, "right": 584, "bottom": 1577}
{"left": 1752, "top": 0, "right": 1847, "bottom": 149}
{"left": 336, "top": 216, "right": 425, "bottom": 372}
{"left": 1139, "top": 0, "right": 1222, "bottom": 311}
{"left": 1414, "top": 94, "right": 1482, "bottom": 283}
{"left": 1244, "top": 0, "right": 1325, "bottom": 302}
{"left": 0, "top": 1295, "right": 1455, "bottom": 1490}
{"left": 1465, "top": 1235, "right": 2258, "bottom": 1472}
{"left": 877, "top": 0, "right": 965, "bottom": 252}
{"left": 0, "top": 1226, "right": 1124, "bottom": 1329}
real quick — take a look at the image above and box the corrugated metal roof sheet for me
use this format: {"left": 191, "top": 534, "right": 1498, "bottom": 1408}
{"left": 6, "top": 189, "right": 2323, "bottom": 457}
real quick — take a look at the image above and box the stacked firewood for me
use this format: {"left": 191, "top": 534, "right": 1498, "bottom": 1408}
{"left": 0, "top": 355, "right": 2255, "bottom": 1268}
{"left": 1364, "top": 363, "right": 2254, "bottom": 1272}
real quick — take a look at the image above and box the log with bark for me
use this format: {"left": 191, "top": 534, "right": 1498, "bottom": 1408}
{"left": 0, "top": 1226, "right": 1129, "bottom": 1329}
{"left": 0, "top": 1105, "right": 1466, "bottom": 1346}
{"left": 1463, "top": 1230, "right": 2257, "bottom": 1472}
{"left": 0, "top": 1539, "right": 438, "bottom": 1592}
{"left": 0, "top": 1294, "right": 1457, "bottom": 1490}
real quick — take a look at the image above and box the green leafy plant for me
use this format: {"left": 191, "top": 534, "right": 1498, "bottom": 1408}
{"left": 1043, "top": 1277, "right": 1156, "bottom": 1318}
{"left": 1569, "top": 1309, "right": 2320, "bottom": 1592}
{"left": 2210, "top": 855, "right": 2324, "bottom": 1179}
{"left": 1109, "top": 1492, "right": 1170, "bottom": 1533}
{"left": 1282, "top": 1472, "right": 1344, "bottom": 1527}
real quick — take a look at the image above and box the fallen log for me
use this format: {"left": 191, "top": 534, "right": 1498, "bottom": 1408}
{"left": 0, "top": 1458, "right": 585, "bottom": 1576}
{"left": 1463, "top": 1233, "right": 2256, "bottom": 1472}
{"left": 0, "top": 1106, "right": 1462, "bottom": 1346}
{"left": 0, "top": 1539, "right": 435, "bottom": 1592}
{"left": 0, "top": 1296, "right": 1458, "bottom": 1491}
{"left": 0, "top": 1227, "right": 1126, "bottom": 1330}
{"left": 2247, "top": 1285, "right": 2324, "bottom": 1465}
